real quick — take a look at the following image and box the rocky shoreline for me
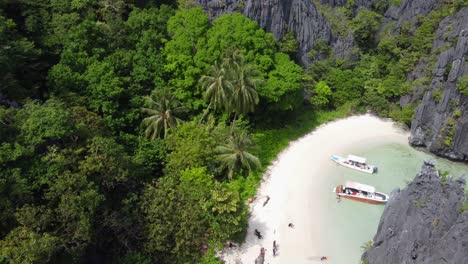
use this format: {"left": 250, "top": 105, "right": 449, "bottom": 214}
{"left": 362, "top": 161, "right": 467, "bottom": 264}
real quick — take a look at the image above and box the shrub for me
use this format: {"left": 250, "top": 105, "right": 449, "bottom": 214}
{"left": 432, "top": 89, "right": 442, "bottom": 103}
{"left": 457, "top": 75, "right": 468, "bottom": 96}
{"left": 352, "top": 10, "right": 382, "bottom": 49}
{"left": 442, "top": 118, "right": 456, "bottom": 147}
{"left": 389, "top": 104, "right": 415, "bottom": 127}
{"left": 461, "top": 200, "right": 468, "bottom": 212}
{"left": 310, "top": 81, "right": 332, "bottom": 108}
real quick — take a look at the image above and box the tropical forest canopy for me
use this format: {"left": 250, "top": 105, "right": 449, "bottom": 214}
{"left": 1, "top": 0, "right": 466, "bottom": 263}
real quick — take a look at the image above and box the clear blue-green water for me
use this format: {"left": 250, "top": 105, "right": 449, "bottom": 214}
{"left": 316, "top": 140, "right": 467, "bottom": 264}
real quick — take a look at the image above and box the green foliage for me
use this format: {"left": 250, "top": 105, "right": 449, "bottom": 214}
{"left": 451, "top": 0, "right": 468, "bottom": 12}
{"left": 195, "top": 13, "right": 276, "bottom": 71}
{"left": 325, "top": 68, "right": 364, "bottom": 108}
{"left": 120, "top": 252, "right": 152, "bottom": 264}
{"left": 308, "top": 39, "right": 332, "bottom": 60}
{"left": 260, "top": 53, "right": 303, "bottom": 110}
{"left": 389, "top": 104, "right": 415, "bottom": 127}
{"left": 453, "top": 109, "right": 461, "bottom": 118}
{"left": 16, "top": 99, "right": 74, "bottom": 146}
{"left": 125, "top": 6, "right": 174, "bottom": 89}
{"left": 225, "top": 51, "right": 262, "bottom": 115}
{"left": 140, "top": 167, "right": 245, "bottom": 263}
{"left": 279, "top": 31, "right": 298, "bottom": 55}
{"left": 216, "top": 131, "right": 261, "bottom": 180}
{"left": 439, "top": 170, "right": 449, "bottom": 185}
{"left": 457, "top": 75, "right": 468, "bottom": 96}
{"left": 79, "top": 136, "right": 130, "bottom": 190}
{"left": 412, "top": 8, "right": 450, "bottom": 54}
{"left": 141, "top": 88, "right": 186, "bottom": 139}
{"left": 432, "top": 89, "right": 443, "bottom": 103}
{"left": 165, "top": 121, "right": 223, "bottom": 175}
{"left": 314, "top": 2, "right": 352, "bottom": 37}
{"left": 200, "top": 61, "right": 233, "bottom": 113}
{"left": 442, "top": 118, "right": 457, "bottom": 147}
{"left": 310, "top": 81, "right": 332, "bottom": 108}
{"left": 361, "top": 240, "right": 373, "bottom": 252}
{"left": 0, "top": 14, "right": 40, "bottom": 101}
{"left": 461, "top": 200, "right": 468, "bottom": 212}
{"left": 0, "top": 227, "right": 59, "bottom": 264}
{"left": 352, "top": 10, "right": 382, "bottom": 49}
{"left": 133, "top": 137, "right": 167, "bottom": 177}
{"left": 164, "top": 7, "right": 209, "bottom": 109}
{"left": 44, "top": 169, "right": 104, "bottom": 254}
{"left": 360, "top": 258, "right": 370, "bottom": 264}
{"left": 83, "top": 60, "right": 126, "bottom": 116}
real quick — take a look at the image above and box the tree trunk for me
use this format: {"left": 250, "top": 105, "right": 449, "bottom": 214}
{"left": 230, "top": 112, "right": 238, "bottom": 134}
{"left": 198, "top": 102, "right": 212, "bottom": 125}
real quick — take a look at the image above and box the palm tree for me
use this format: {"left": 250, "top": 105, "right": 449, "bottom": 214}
{"left": 198, "top": 61, "right": 232, "bottom": 124}
{"left": 216, "top": 131, "right": 261, "bottom": 180}
{"left": 141, "top": 88, "right": 186, "bottom": 139}
{"left": 224, "top": 51, "right": 261, "bottom": 131}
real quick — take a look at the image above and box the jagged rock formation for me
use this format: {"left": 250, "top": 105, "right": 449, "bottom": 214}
{"left": 362, "top": 161, "right": 467, "bottom": 264}
{"left": 408, "top": 7, "right": 468, "bottom": 161}
{"left": 384, "top": 0, "right": 441, "bottom": 26}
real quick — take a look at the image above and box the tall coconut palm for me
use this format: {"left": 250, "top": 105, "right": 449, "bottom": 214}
{"left": 216, "top": 131, "right": 261, "bottom": 180}
{"left": 225, "top": 53, "right": 261, "bottom": 131}
{"left": 141, "top": 88, "right": 186, "bottom": 139}
{"left": 198, "top": 61, "right": 232, "bottom": 124}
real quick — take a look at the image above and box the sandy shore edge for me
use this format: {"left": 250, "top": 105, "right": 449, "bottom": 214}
{"left": 218, "top": 114, "right": 409, "bottom": 264}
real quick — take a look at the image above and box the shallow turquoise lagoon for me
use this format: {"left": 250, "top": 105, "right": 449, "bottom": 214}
{"left": 315, "top": 140, "right": 467, "bottom": 264}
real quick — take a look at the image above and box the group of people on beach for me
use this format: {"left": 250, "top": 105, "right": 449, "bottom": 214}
{"left": 251, "top": 195, "right": 327, "bottom": 262}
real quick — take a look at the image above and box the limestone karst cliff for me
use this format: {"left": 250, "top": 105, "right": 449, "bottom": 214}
{"left": 362, "top": 161, "right": 467, "bottom": 263}
{"left": 407, "top": 7, "right": 468, "bottom": 161}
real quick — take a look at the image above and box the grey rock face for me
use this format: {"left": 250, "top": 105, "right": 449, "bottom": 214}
{"left": 409, "top": 7, "right": 468, "bottom": 161}
{"left": 194, "top": 0, "right": 340, "bottom": 65}
{"left": 384, "top": 0, "right": 441, "bottom": 27}
{"left": 363, "top": 161, "right": 468, "bottom": 264}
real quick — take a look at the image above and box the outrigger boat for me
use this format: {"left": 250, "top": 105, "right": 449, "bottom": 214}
{"left": 330, "top": 154, "right": 377, "bottom": 174}
{"left": 333, "top": 181, "right": 389, "bottom": 204}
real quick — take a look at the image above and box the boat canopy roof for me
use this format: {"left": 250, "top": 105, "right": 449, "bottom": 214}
{"left": 345, "top": 181, "right": 375, "bottom": 193}
{"left": 347, "top": 155, "right": 366, "bottom": 164}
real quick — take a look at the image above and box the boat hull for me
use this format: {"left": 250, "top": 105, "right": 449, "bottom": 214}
{"left": 337, "top": 193, "right": 387, "bottom": 204}
{"left": 331, "top": 155, "right": 377, "bottom": 174}
{"left": 334, "top": 185, "right": 388, "bottom": 204}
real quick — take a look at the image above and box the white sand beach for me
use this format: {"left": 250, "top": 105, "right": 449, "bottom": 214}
{"left": 219, "top": 114, "right": 409, "bottom": 264}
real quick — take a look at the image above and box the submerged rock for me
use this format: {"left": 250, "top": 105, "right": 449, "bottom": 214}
{"left": 362, "top": 161, "right": 468, "bottom": 264}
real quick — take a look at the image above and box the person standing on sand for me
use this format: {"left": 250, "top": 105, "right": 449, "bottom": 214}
{"left": 263, "top": 195, "right": 270, "bottom": 206}
{"left": 272, "top": 240, "right": 278, "bottom": 257}
{"left": 254, "top": 229, "right": 262, "bottom": 239}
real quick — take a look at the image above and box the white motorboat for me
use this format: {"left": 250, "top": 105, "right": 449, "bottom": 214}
{"left": 330, "top": 154, "right": 377, "bottom": 174}
{"left": 333, "top": 181, "right": 389, "bottom": 204}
